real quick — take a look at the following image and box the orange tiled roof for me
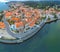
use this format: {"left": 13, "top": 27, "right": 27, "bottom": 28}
{"left": 34, "top": 17, "right": 38, "bottom": 22}
{"left": 25, "top": 17, "right": 32, "bottom": 22}
{"left": 11, "top": 17, "right": 20, "bottom": 22}
{"left": 5, "top": 12, "right": 12, "bottom": 18}
{"left": 25, "top": 12, "right": 32, "bottom": 17}
{"left": 0, "top": 22, "right": 5, "bottom": 28}
{"left": 29, "top": 21, "right": 35, "bottom": 27}
{"left": 49, "top": 8, "right": 55, "bottom": 13}
{"left": 15, "top": 21, "right": 24, "bottom": 28}
{"left": 49, "top": 8, "right": 55, "bottom": 11}
{"left": 45, "top": 10, "right": 49, "bottom": 14}
{"left": 21, "top": 8, "right": 27, "bottom": 12}
{"left": 33, "top": 9, "right": 40, "bottom": 14}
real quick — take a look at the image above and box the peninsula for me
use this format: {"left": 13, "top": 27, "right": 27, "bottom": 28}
{"left": 0, "top": 2, "right": 60, "bottom": 43}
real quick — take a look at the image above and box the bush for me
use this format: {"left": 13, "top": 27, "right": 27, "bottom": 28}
{"left": 47, "top": 17, "right": 51, "bottom": 21}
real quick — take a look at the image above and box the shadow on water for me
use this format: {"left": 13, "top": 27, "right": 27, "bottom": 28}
{"left": 0, "top": 17, "right": 60, "bottom": 52}
{"left": 0, "top": 2, "right": 60, "bottom": 52}
{"left": 0, "top": 19, "right": 58, "bottom": 45}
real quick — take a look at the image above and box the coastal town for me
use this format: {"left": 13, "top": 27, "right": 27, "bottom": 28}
{"left": 4, "top": 3, "right": 60, "bottom": 33}
{"left": 0, "top": 2, "right": 60, "bottom": 43}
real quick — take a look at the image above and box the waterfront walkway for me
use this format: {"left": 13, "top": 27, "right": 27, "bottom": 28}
{"left": 2, "top": 14, "right": 60, "bottom": 43}
{"left": 0, "top": 29, "right": 16, "bottom": 39}
{"left": 3, "top": 16, "right": 45, "bottom": 40}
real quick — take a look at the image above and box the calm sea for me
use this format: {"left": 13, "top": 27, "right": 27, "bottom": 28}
{"left": 0, "top": 2, "right": 60, "bottom": 52}
{"left": 0, "top": 3, "right": 9, "bottom": 11}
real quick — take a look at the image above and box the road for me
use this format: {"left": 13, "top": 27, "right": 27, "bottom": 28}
{"left": 3, "top": 14, "right": 50, "bottom": 39}
{"left": 3, "top": 15, "right": 48, "bottom": 38}
{"left": 3, "top": 17, "right": 23, "bottom": 39}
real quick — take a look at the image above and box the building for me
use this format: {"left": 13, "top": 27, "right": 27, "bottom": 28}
{"left": 11, "top": 17, "right": 20, "bottom": 22}
{"left": 14, "top": 21, "right": 24, "bottom": 32}
{"left": 0, "top": 22, "right": 5, "bottom": 29}
{"left": 10, "top": 24, "right": 16, "bottom": 31}
{"left": 5, "top": 11, "right": 12, "bottom": 19}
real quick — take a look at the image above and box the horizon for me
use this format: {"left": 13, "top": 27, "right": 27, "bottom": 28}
{"left": 8, "top": 0, "right": 60, "bottom": 1}
{"left": 0, "top": 0, "right": 60, "bottom": 2}
{"left": 0, "top": 0, "right": 60, "bottom": 3}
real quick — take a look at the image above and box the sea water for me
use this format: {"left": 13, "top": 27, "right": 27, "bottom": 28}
{"left": 0, "top": 3, "right": 9, "bottom": 11}
{"left": 0, "top": 2, "right": 60, "bottom": 52}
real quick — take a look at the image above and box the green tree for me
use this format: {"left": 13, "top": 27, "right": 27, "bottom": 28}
{"left": 9, "top": 20, "right": 15, "bottom": 25}
{"left": 47, "top": 17, "right": 51, "bottom": 21}
{"left": 0, "top": 11, "right": 4, "bottom": 21}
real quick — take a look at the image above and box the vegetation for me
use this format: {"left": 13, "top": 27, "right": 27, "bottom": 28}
{"left": 23, "top": 1, "right": 60, "bottom": 9}
{"left": 52, "top": 13, "right": 57, "bottom": 19}
{"left": 26, "top": 27, "right": 30, "bottom": 30}
{"left": 41, "top": 16, "right": 46, "bottom": 20}
{"left": 0, "top": 11, "right": 4, "bottom": 21}
{"left": 44, "top": 6, "right": 50, "bottom": 10}
{"left": 0, "top": 14, "right": 3, "bottom": 21}
{"left": 54, "top": 14, "right": 57, "bottom": 19}
{"left": 14, "top": 30, "right": 19, "bottom": 33}
{"left": 47, "top": 17, "right": 51, "bottom": 21}
{"left": 7, "top": 20, "right": 15, "bottom": 25}
{"left": 35, "top": 21, "right": 40, "bottom": 25}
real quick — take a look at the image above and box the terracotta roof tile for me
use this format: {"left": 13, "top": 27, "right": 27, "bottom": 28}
{"left": 11, "top": 17, "right": 20, "bottom": 22}
{"left": 29, "top": 21, "right": 35, "bottom": 27}
{"left": 0, "top": 22, "right": 5, "bottom": 28}
{"left": 5, "top": 12, "right": 12, "bottom": 18}
{"left": 15, "top": 21, "right": 24, "bottom": 28}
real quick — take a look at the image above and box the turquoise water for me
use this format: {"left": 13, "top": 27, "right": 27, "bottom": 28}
{"left": 0, "top": 2, "right": 60, "bottom": 52}
{"left": 0, "top": 21, "right": 60, "bottom": 52}
{"left": 0, "top": 3, "right": 9, "bottom": 11}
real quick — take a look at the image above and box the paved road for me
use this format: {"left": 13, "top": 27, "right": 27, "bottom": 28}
{"left": 3, "top": 15, "right": 47, "bottom": 38}
{"left": 3, "top": 15, "right": 49, "bottom": 39}
{"left": 3, "top": 16, "right": 42, "bottom": 39}
{"left": 3, "top": 17, "right": 23, "bottom": 39}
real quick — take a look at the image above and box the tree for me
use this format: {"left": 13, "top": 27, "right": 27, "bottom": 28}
{"left": 52, "top": 13, "right": 57, "bottom": 19}
{"left": 9, "top": 20, "right": 15, "bottom": 25}
{"left": 47, "top": 17, "right": 51, "bottom": 21}
{"left": 54, "top": 14, "right": 57, "bottom": 19}
{"left": 0, "top": 12, "right": 4, "bottom": 21}
{"left": 41, "top": 15, "right": 46, "bottom": 20}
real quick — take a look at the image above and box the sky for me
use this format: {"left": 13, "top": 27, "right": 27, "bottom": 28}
{"left": 0, "top": 0, "right": 60, "bottom": 2}
{"left": 8, "top": 0, "right": 60, "bottom": 1}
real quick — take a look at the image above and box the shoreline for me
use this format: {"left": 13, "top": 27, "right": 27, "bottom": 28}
{"left": 0, "top": 17, "right": 58, "bottom": 44}
{"left": 0, "top": 2, "right": 60, "bottom": 44}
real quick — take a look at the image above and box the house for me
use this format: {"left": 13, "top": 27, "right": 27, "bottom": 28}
{"left": 49, "top": 8, "right": 55, "bottom": 11}
{"left": 25, "top": 12, "right": 32, "bottom": 18}
{"left": 5, "top": 11, "right": 12, "bottom": 19}
{"left": 0, "top": 22, "right": 5, "bottom": 29}
{"left": 11, "top": 17, "right": 20, "bottom": 22}
{"left": 34, "top": 17, "right": 38, "bottom": 22}
{"left": 14, "top": 21, "right": 24, "bottom": 32}
{"left": 45, "top": 10, "right": 49, "bottom": 14}
{"left": 49, "top": 8, "right": 56, "bottom": 14}
{"left": 29, "top": 21, "right": 35, "bottom": 27}
{"left": 10, "top": 24, "right": 16, "bottom": 31}
{"left": 25, "top": 17, "right": 32, "bottom": 23}
{"left": 57, "top": 12, "right": 60, "bottom": 15}
{"left": 33, "top": 9, "right": 40, "bottom": 14}
{"left": 25, "top": 17, "right": 35, "bottom": 27}
{"left": 55, "top": 5, "right": 60, "bottom": 10}
{"left": 56, "top": 12, "right": 60, "bottom": 19}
